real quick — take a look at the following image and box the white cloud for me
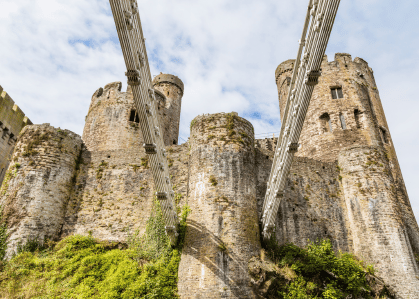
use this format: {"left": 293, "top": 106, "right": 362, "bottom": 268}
{"left": 1, "top": 0, "right": 419, "bottom": 220}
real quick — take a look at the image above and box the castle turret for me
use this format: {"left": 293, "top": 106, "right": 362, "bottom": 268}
{"left": 178, "top": 112, "right": 261, "bottom": 299}
{"left": 152, "top": 73, "right": 184, "bottom": 145}
{"left": 0, "top": 124, "right": 83, "bottom": 258}
{"left": 82, "top": 82, "right": 143, "bottom": 151}
{"left": 83, "top": 77, "right": 182, "bottom": 151}
{"left": 276, "top": 53, "right": 384, "bottom": 162}
{"left": 276, "top": 54, "right": 419, "bottom": 298}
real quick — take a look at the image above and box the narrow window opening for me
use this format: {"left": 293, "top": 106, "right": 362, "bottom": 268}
{"left": 331, "top": 87, "right": 343, "bottom": 99}
{"left": 167, "top": 91, "right": 169, "bottom": 96}
{"left": 2, "top": 128, "right": 9, "bottom": 139}
{"left": 286, "top": 77, "right": 291, "bottom": 86}
{"left": 339, "top": 114, "right": 347, "bottom": 130}
{"left": 173, "top": 140, "right": 177, "bottom": 145}
{"left": 266, "top": 156, "right": 269, "bottom": 160}
{"left": 354, "top": 109, "right": 362, "bottom": 129}
{"left": 134, "top": 113, "right": 140, "bottom": 123}
{"left": 129, "top": 110, "right": 136, "bottom": 122}
{"left": 380, "top": 127, "right": 389, "bottom": 144}
{"left": 319, "top": 113, "right": 332, "bottom": 133}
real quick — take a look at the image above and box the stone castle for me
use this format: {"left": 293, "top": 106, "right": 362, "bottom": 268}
{"left": 0, "top": 53, "right": 418, "bottom": 298}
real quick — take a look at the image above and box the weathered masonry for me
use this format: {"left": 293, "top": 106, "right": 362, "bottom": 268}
{"left": 0, "top": 54, "right": 418, "bottom": 298}
{"left": 0, "top": 85, "right": 32, "bottom": 183}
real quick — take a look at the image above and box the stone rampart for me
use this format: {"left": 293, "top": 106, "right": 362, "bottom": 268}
{"left": 61, "top": 143, "right": 190, "bottom": 243}
{"left": 0, "top": 124, "right": 82, "bottom": 259}
{"left": 178, "top": 112, "right": 261, "bottom": 299}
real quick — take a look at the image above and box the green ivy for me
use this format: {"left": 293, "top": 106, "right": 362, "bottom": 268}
{"left": 0, "top": 207, "right": 8, "bottom": 261}
{"left": 264, "top": 238, "right": 385, "bottom": 299}
{"left": 0, "top": 201, "right": 191, "bottom": 298}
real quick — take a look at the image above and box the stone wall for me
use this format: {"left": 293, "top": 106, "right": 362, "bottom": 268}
{"left": 0, "top": 86, "right": 32, "bottom": 184}
{"left": 61, "top": 143, "right": 190, "bottom": 243}
{"left": 178, "top": 112, "right": 261, "bottom": 299}
{"left": 255, "top": 138, "right": 351, "bottom": 252}
{"left": 338, "top": 146, "right": 419, "bottom": 298}
{"left": 0, "top": 124, "right": 82, "bottom": 259}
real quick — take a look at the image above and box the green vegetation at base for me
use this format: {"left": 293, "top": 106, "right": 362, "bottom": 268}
{"left": 261, "top": 238, "right": 394, "bottom": 299}
{"left": 0, "top": 202, "right": 190, "bottom": 299}
{"left": 0, "top": 207, "right": 8, "bottom": 262}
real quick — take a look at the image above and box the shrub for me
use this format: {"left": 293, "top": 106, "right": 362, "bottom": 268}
{"left": 265, "top": 237, "right": 377, "bottom": 298}
{"left": 0, "top": 201, "right": 191, "bottom": 298}
{"left": 0, "top": 207, "right": 8, "bottom": 261}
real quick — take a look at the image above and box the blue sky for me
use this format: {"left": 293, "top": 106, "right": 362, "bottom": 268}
{"left": 1, "top": 0, "right": 419, "bottom": 220}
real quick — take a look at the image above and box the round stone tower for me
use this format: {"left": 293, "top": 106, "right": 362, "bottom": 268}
{"left": 276, "top": 53, "right": 419, "bottom": 252}
{"left": 152, "top": 73, "right": 184, "bottom": 146}
{"left": 0, "top": 124, "right": 83, "bottom": 258}
{"left": 338, "top": 146, "right": 419, "bottom": 298}
{"left": 178, "top": 112, "right": 261, "bottom": 299}
{"left": 276, "top": 54, "right": 419, "bottom": 297}
{"left": 83, "top": 76, "right": 183, "bottom": 151}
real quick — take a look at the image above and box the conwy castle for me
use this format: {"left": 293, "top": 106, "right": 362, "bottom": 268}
{"left": 0, "top": 53, "right": 418, "bottom": 298}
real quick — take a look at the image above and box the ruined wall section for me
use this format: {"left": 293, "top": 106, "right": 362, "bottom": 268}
{"left": 178, "top": 112, "right": 260, "bottom": 299}
{"left": 152, "top": 73, "right": 184, "bottom": 146}
{"left": 0, "top": 124, "right": 82, "bottom": 259}
{"left": 338, "top": 146, "right": 419, "bottom": 298}
{"left": 255, "top": 138, "right": 351, "bottom": 252}
{"left": 62, "top": 143, "right": 190, "bottom": 243}
{"left": 0, "top": 86, "right": 32, "bottom": 183}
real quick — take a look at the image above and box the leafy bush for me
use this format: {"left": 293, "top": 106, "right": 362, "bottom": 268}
{"left": 0, "top": 201, "right": 190, "bottom": 298}
{"left": 265, "top": 238, "right": 379, "bottom": 299}
{"left": 0, "top": 207, "right": 8, "bottom": 261}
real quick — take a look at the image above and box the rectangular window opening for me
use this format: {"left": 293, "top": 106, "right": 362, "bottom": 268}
{"left": 331, "top": 87, "right": 343, "bottom": 99}
{"left": 129, "top": 110, "right": 136, "bottom": 122}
